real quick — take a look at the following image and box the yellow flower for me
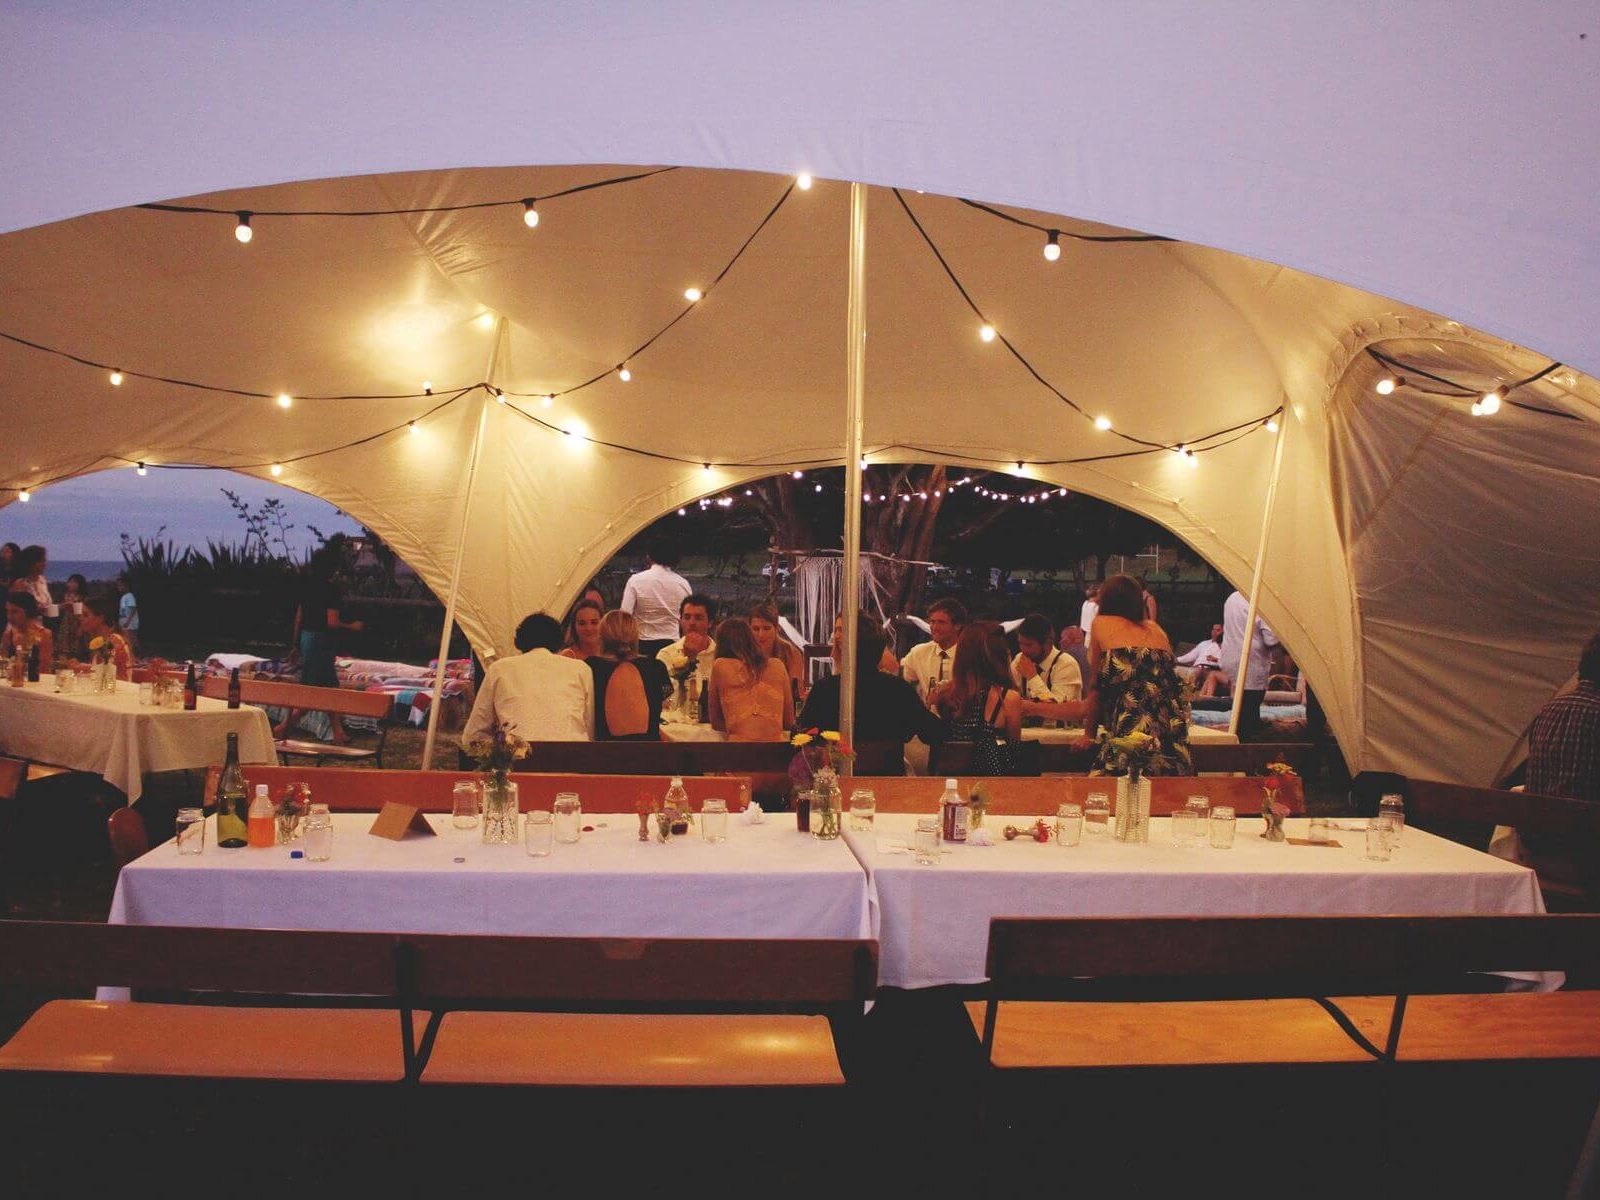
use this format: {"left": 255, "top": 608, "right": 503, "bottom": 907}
{"left": 790, "top": 733, "right": 814, "bottom": 747}
{"left": 820, "top": 731, "right": 840, "bottom": 743}
{"left": 88, "top": 636, "right": 106, "bottom": 651}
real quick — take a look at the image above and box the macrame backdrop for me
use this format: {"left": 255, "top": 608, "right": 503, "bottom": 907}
{"left": 791, "top": 552, "right": 895, "bottom": 647}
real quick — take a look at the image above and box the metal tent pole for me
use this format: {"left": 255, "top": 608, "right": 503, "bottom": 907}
{"left": 838, "top": 182, "right": 868, "bottom": 766}
{"left": 1228, "top": 412, "right": 1289, "bottom": 737}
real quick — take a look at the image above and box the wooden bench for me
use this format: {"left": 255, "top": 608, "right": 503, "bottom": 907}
{"left": 201, "top": 765, "right": 753, "bottom": 812}
{"left": 854, "top": 774, "right": 1303, "bottom": 816}
{"left": 0, "top": 922, "right": 877, "bottom": 1091}
{"left": 197, "top": 676, "right": 398, "bottom": 767}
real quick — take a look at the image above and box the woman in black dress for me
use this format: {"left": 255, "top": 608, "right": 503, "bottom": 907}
{"left": 588, "top": 610, "right": 669, "bottom": 739}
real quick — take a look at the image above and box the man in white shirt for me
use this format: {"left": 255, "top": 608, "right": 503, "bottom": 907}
{"left": 656, "top": 593, "right": 718, "bottom": 718}
{"left": 464, "top": 613, "right": 594, "bottom": 742}
{"left": 900, "top": 598, "right": 966, "bottom": 704}
{"left": 1219, "top": 590, "right": 1280, "bottom": 739}
{"left": 1079, "top": 582, "right": 1100, "bottom": 637}
{"left": 1175, "top": 622, "right": 1225, "bottom": 693}
{"left": 620, "top": 541, "right": 692, "bottom": 659}
{"left": 1012, "top": 613, "right": 1083, "bottom": 727}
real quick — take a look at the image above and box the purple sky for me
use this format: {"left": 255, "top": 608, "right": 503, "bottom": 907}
{"left": 0, "top": 469, "right": 362, "bottom": 563}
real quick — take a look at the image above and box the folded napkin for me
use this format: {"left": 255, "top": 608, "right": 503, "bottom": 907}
{"left": 966, "top": 827, "right": 995, "bottom": 846}
{"left": 740, "top": 803, "right": 766, "bottom": 825}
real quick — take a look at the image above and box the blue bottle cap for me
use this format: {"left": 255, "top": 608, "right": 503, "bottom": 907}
{"left": 289, "top": 849, "right": 304, "bottom": 859}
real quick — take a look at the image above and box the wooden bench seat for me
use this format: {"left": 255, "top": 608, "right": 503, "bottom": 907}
{"left": 0, "top": 999, "right": 416, "bottom": 1082}
{"left": 422, "top": 1012, "right": 845, "bottom": 1087}
{"left": 198, "top": 676, "right": 398, "bottom": 767}
{"left": 1337, "top": 991, "right": 1600, "bottom": 1062}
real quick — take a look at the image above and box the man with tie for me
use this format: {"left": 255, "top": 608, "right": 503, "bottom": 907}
{"left": 900, "top": 598, "right": 966, "bottom": 705}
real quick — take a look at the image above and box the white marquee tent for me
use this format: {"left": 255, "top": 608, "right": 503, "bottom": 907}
{"left": 2, "top": 2, "right": 1598, "bottom": 784}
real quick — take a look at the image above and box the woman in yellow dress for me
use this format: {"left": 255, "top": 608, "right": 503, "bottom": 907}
{"left": 708, "top": 617, "right": 794, "bottom": 741}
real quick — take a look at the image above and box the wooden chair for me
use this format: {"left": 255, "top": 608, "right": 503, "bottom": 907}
{"left": 197, "top": 676, "right": 398, "bottom": 767}
{"left": 413, "top": 935, "right": 878, "bottom": 1088}
{"left": 858, "top": 774, "right": 1303, "bottom": 816}
{"left": 201, "top": 765, "right": 752, "bottom": 812}
{"left": 106, "top": 807, "right": 149, "bottom": 868}
{"left": 1404, "top": 779, "right": 1600, "bottom": 911}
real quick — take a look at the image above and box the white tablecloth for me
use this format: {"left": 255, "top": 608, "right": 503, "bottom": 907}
{"left": 0, "top": 680, "right": 276, "bottom": 801}
{"left": 844, "top": 815, "right": 1554, "bottom": 990}
{"left": 659, "top": 720, "right": 726, "bottom": 742}
{"left": 109, "top": 812, "right": 870, "bottom": 941}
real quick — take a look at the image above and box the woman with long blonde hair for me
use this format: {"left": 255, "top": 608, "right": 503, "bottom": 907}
{"left": 587, "top": 610, "right": 669, "bottom": 739}
{"left": 748, "top": 603, "right": 808, "bottom": 702}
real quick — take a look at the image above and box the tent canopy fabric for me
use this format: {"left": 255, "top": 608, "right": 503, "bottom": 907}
{"left": 2, "top": 3, "right": 1598, "bottom": 785}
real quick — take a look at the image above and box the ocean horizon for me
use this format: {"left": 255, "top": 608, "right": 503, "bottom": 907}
{"left": 49, "top": 560, "right": 125, "bottom": 583}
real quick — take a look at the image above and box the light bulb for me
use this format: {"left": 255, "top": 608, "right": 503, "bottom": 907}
{"left": 1185, "top": 449, "right": 1199, "bottom": 469}
{"left": 1057, "top": 488, "right": 1067, "bottom": 496}
{"left": 409, "top": 421, "right": 419, "bottom": 435}
{"left": 109, "top": 369, "right": 124, "bottom": 387}
{"left": 859, "top": 457, "right": 868, "bottom": 470}
{"left": 796, "top": 172, "right": 813, "bottom": 190}
{"left": 234, "top": 213, "right": 252, "bottom": 243}
{"left": 684, "top": 287, "right": 702, "bottom": 302}
{"left": 1043, "top": 230, "right": 1061, "bottom": 261}
{"left": 1094, "top": 415, "right": 1112, "bottom": 431}
{"left": 1375, "top": 375, "right": 1397, "bottom": 396}
{"left": 815, "top": 483, "right": 823, "bottom": 493}
{"left": 677, "top": 508, "right": 686, "bottom": 517}
{"left": 744, "top": 489, "right": 753, "bottom": 496}
{"left": 269, "top": 463, "right": 283, "bottom": 476}
{"left": 792, "top": 470, "right": 804, "bottom": 480}
{"left": 1480, "top": 388, "right": 1504, "bottom": 415}
{"left": 276, "top": 393, "right": 292, "bottom": 409}
{"left": 541, "top": 394, "right": 553, "bottom": 408}
{"left": 1015, "top": 461, "right": 1025, "bottom": 472}
{"left": 1266, "top": 418, "right": 1280, "bottom": 433}
{"left": 522, "top": 200, "right": 539, "bottom": 228}
{"left": 618, "top": 365, "right": 631, "bottom": 382}
{"left": 17, "top": 489, "right": 30, "bottom": 503}
{"left": 918, "top": 491, "right": 928, "bottom": 500}
{"left": 422, "top": 381, "right": 432, "bottom": 396}
{"left": 979, "top": 323, "right": 997, "bottom": 343}
{"left": 702, "top": 463, "right": 712, "bottom": 473}
{"left": 135, "top": 462, "right": 146, "bottom": 476}
{"left": 1173, "top": 444, "right": 1187, "bottom": 457}
{"left": 495, "top": 388, "right": 506, "bottom": 404}
{"left": 1470, "top": 401, "right": 1484, "bottom": 416}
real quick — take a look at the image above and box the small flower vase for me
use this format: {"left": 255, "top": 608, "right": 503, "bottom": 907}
{"left": 275, "top": 785, "right": 309, "bottom": 844}
{"left": 480, "top": 777, "right": 520, "bottom": 844}
{"left": 812, "top": 767, "right": 841, "bottom": 840}
{"left": 1113, "top": 773, "right": 1151, "bottom": 843}
{"left": 1260, "top": 792, "right": 1287, "bottom": 842}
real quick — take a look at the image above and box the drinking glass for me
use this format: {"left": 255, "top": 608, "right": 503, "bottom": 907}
{"left": 175, "top": 807, "right": 205, "bottom": 855}
{"left": 54, "top": 669, "right": 69, "bottom": 694}
{"left": 1379, "top": 794, "right": 1405, "bottom": 846}
{"left": 137, "top": 681, "right": 153, "bottom": 706}
{"left": 525, "top": 810, "right": 553, "bottom": 857}
{"left": 553, "top": 793, "right": 582, "bottom": 843}
{"left": 1365, "top": 813, "right": 1396, "bottom": 862}
{"left": 305, "top": 804, "right": 333, "bottom": 862}
{"left": 1055, "top": 803, "right": 1083, "bottom": 847}
{"left": 451, "top": 781, "right": 480, "bottom": 830}
{"left": 848, "top": 788, "right": 877, "bottom": 832}
{"left": 1208, "top": 806, "right": 1236, "bottom": 849}
{"left": 1170, "top": 807, "right": 1198, "bottom": 846}
{"left": 1084, "top": 792, "right": 1111, "bottom": 835}
{"left": 1184, "top": 795, "right": 1210, "bottom": 844}
{"left": 701, "top": 798, "right": 729, "bottom": 843}
{"left": 1307, "top": 815, "right": 1331, "bottom": 843}
{"left": 913, "top": 817, "right": 941, "bottom": 865}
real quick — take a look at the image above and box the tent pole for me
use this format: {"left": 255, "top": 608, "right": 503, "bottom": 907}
{"left": 1228, "top": 411, "right": 1289, "bottom": 738}
{"left": 420, "top": 325, "right": 500, "bottom": 768}
{"left": 838, "top": 182, "right": 868, "bottom": 768}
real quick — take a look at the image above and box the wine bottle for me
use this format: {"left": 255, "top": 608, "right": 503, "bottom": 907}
{"left": 215, "top": 733, "right": 249, "bottom": 848}
{"left": 227, "top": 666, "right": 241, "bottom": 709}
{"left": 26, "top": 645, "right": 39, "bottom": 683}
{"left": 183, "top": 662, "right": 197, "bottom": 710}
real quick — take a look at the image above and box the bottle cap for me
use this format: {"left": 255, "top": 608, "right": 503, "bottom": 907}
{"left": 945, "top": 778, "right": 959, "bottom": 790}
{"left": 289, "top": 849, "right": 304, "bottom": 859}
{"left": 255, "top": 784, "right": 269, "bottom": 797}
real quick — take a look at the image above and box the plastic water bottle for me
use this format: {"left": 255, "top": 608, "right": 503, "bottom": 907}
{"left": 247, "top": 784, "right": 275, "bottom": 848}
{"left": 664, "top": 775, "right": 690, "bottom": 836}
{"left": 939, "top": 777, "right": 969, "bottom": 843}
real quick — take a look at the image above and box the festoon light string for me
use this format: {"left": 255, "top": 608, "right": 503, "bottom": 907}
{"left": 1363, "top": 347, "right": 1568, "bottom": 420}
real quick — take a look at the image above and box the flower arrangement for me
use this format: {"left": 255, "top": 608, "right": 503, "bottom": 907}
{"left": 462, "top": 727, "right": 530, "bottom": 784}
{"left": 788, "top": 729, "right": 855, "bottom": 789}
{"left": 87, "top": 633, "right": 120, "bottom": 665}
{"left": 1259, "top": 760, "right": 1297, "bottom": 842}
{"left": 1094, "top": 728, "right": 1158, "bottom": 781}
{"left": 463, "top": 728, "right": 529, "bottom": 843}
{"left": 665, "top": 651, "right": 698, "bottom": 685}
{"left": 969, "top": 781, "right": 990, "bottom": 829}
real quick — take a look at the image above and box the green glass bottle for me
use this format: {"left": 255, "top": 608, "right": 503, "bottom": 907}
{"left": 215, "top": 733, "right": 249, "bottom": 848}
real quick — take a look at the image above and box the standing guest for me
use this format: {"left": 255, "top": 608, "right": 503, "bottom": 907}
{"left": 799, "top": 613, "right": 942, "bottom": 746}
{"left": 1012, "top": 612, "right": 1083, "bottom": 728}
{"left": 115, "top": 577, "right": 139, "bottom": 649}
{"left": 933, "top": 625, "right": 1023, "bottom": 773}
{"left": 1176, "top": 622, "right": 1226, "bottom": 695}
{"left": 560, "top": 596, "right": 604, "bottom": 661}
{"left": 276, "top": 547, "right": 365, "bottom": 745}
{"left": 0, "top": 542, "right": 18, "bottom": 588}
{"left": 1079, "top": 582, "right": 1101, "bottom": 638}
{"left": 55, "top": 574, "right": 88, "bottom": 660}
{"left": 77, "top": 597, "right": 132, "bottom": 681}
{"left": 465, "top": 613, "right": 595, "bottom": 741}
{"left": 9, "top": 545, "right": 50, "bottom": 611}
{"left": 900, "top": 598, "right": 966, "bottom": 704}
{"left": 748, "top": 603, "right": 808, "bottom": 702}
{"left": 1, "top": 592, "right": 53, "bottom": 672}
{"left": 1057, "top": 624, "right": 1091, "bottom": 682}
{"left": 1526, "top": 633, "right": 1600, "bottom": 803}
{"left": 1219, "top": 589, "right": 1280, "bottom": 740}
{"left": 588, "top": 610, "right": 668, "bottom": 740}
{"left": 708, "top": 617, "right": 794, "bottom": 741}
{"left": 657, "top": 593, "right": 718, "bottom": 708}
{"left": 621, "top": 541, "right": 692, "bottom": 659}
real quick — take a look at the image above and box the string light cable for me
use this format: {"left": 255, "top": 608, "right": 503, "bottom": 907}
{"left": 1363, "top": 347, "right": 1570, "bottom": 419}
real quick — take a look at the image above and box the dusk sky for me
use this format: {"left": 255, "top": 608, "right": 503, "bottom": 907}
{"left": 0, "top": 469, "right": 362, "bottom": 565}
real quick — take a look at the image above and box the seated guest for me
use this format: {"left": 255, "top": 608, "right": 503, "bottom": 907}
{"left": 933, "top": 625, "right": 1023, "bottom": 772}
{"left": 1058, "top": 623, "right": 1091, "bottom": 682}
{"left": 708, "top": 617, "right": 794, "bottom": 741}
{"left": 748, "top": 603, "right": 808, "bottom": 703}
{"left": 76, "top": 597, "right": 133, "bottom": 680}
{"left": 621, "top": 541, "right": 692, "bottom": 659}
{"left": 656, "top": 592, "right": 718, "bottom": 705}
{"left": 800, "top": 613, "right": 942, "bottom": 745}
{"left": 1011, "top": 612, "right": 1082, "bottom": 727}
{"left": 1, "top": 591, "right": 53, "bottom": 672}
{"left": 8, "top": 545, "right": 50, "bottom": 611}
{"left": 464, "top": 613, "right": 594, "bottom": 741}
{"left": 560, "top": 596, "right": 603, "bottom": 661}
{"left": 1527, "top": 633, "right": 1600, "bottom": 802}
{"left": 1175, "top": 622, "right": 1227, "bottom": 696}
{"left": 900, "top": 598, "right": 965, "bottom": 703}
{"left": 589, "top": 610, "right": 668, "bottom": 740}
{"left": 1026, "top": 574, "right": 1192, "bottom": 775}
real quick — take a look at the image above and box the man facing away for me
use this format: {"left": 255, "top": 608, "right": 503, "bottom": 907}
{"left": 900, "top": 598, "right": 966, "bottom": 704}
{"left": 1012, "top": 612, "right": 1083, "bottom": 728}
{"left": 1220, "top": 590, "right": 1279, "bottom": 740}
{"left": 464, "top": 613, "right": 594, "bottom": 741}
{"left": 1527, "top": 633, "right": 1600, "bottom": 803}
{"left": 620, "top": 540, "right": 692, "bottom": 660}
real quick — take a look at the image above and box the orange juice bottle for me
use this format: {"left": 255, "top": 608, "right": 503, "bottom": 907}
{"left": 247, "top": 785, "right": 275, "bottom": 848}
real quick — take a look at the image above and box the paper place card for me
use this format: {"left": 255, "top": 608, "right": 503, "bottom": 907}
{"left": 1285, "top": 837, "right": 1343, "bottom": 848}
{"left": 876, "top": 837, "right": 910, "bottom": 854}
{"left": 369, "top": 803, "right": 436, "bottom": 840}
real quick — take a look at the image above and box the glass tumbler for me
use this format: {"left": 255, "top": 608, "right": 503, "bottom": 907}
{"left": 1365, "top": 813, "right": 1396, "bottom": 862}
{"left": 1208, "top": 806, "right": 1236, "bottom": 849}
{"left": 553, "top": 793, "right": 582, "bottom": 843}
{"left": 525, "top": 810, "right": 553, "bottom": 857}
{"left": 1379, "top": 794, "right": 1405, "bottom": 846}
{"left": 1184, "top": 796, "right": 1210, "bottom": 844}
{"left": 451, "top": 781, "right": 480, "bottom": 830}
{"left": 913, "top": 817, "right": 941, "bottom": 865}
{"left": 1170, "top": 807, "right": 1198, "bottom": 846}
{"left": 175, "top": 807, "right": 205, "bottom": 855}
{"left": 1084, "top": 792, "right": 1111, "bottom": 834}
{"left": 304, "top": 804, "right": 333, "bottom": 862}
{"left": 1056, "top": 803, "right": 1083, "bottom": 847}
{"left": 848, "top": 788, "right": 877, "bottom": 832}
{"left": 701, "top": 798, "right": 729, "bottom": 843}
